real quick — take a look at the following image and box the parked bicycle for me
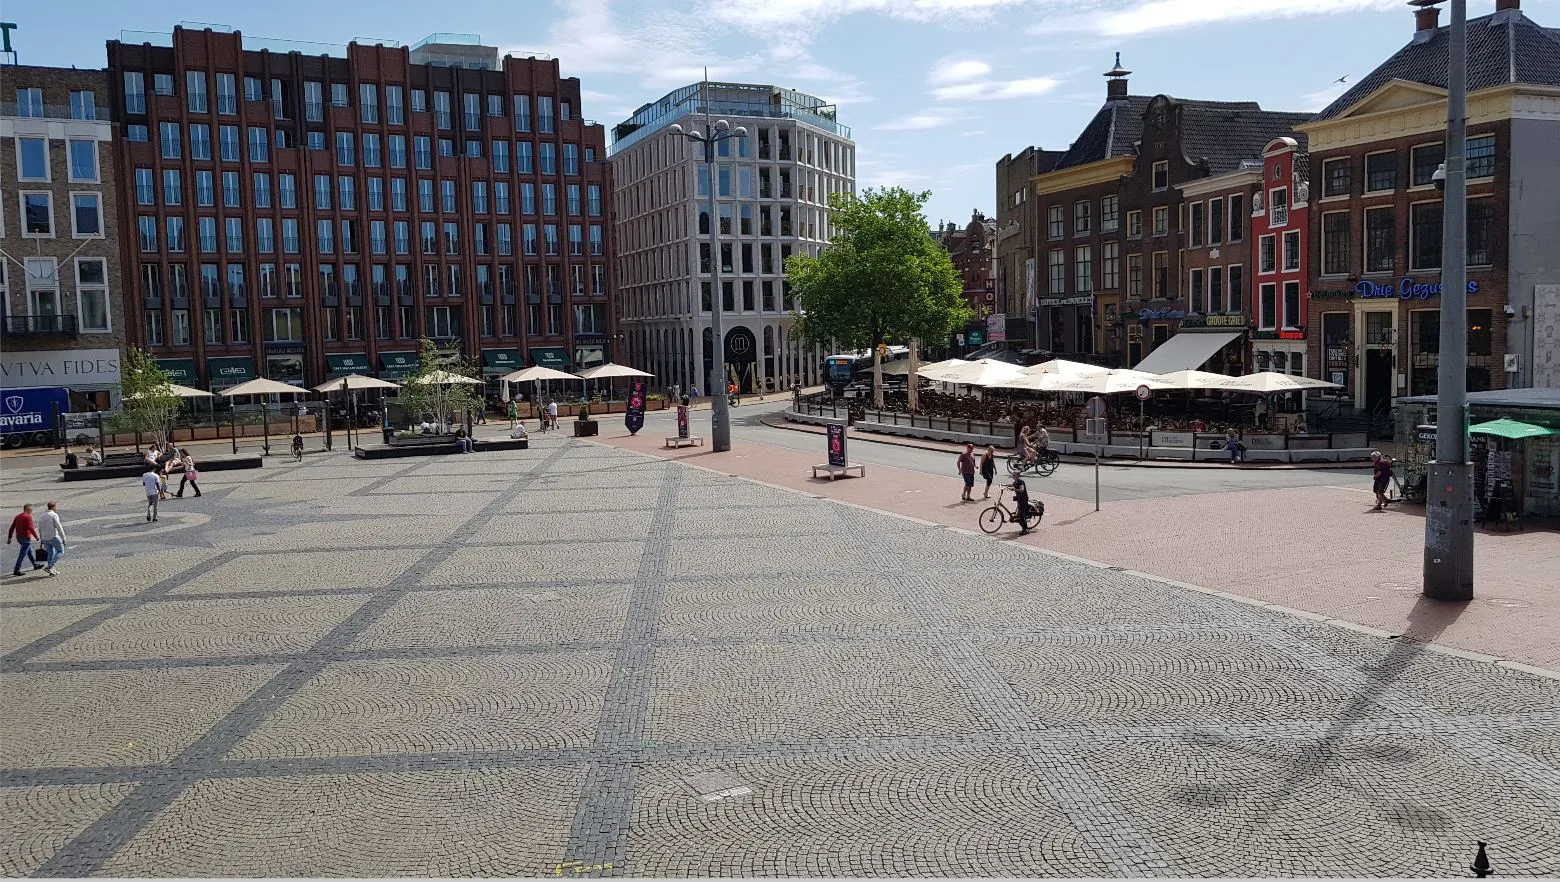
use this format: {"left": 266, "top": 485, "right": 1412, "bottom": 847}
{"left": 979, "top": 485, "right": 1044, "bottom": 534}
{"left": 1006, "top": 448, "right": 1059, "bottom": 477}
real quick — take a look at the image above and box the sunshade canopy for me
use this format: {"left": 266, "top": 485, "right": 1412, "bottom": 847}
{"left": 575, "top": 362, "right": 653, "bottom": 380}
{"left": 408, "top": 369, "right": 482, "bottom": 386}
{"left": 313, "top": 374, "right": 401, "bottom": 392}
{"left": 500, "top": 366, "right": 580, "bottom": 383}
{"left": 1468, "top": 418, "right": 1560, "bottom": 440}
{"left": 1153, "top": 369, "right": 1251, "bottom": 391}
{"left": 220, "top": 377, "right": 305, "bottom": 397}
{"left": 918, "top": 358, "right": 1025, "bottom": 386}
{"left": 126, "top": 383, "right": 213, "bottom": 400}
{"left": 1132, "top": 331, "right": 1244, "bottom": 375}
{"left": 1226, "top": 371, "right": 1342, "bottom": 394}
{"left": 993, "top": 368, "right": 1176, "bottom": 395}
{"left": 1019, "top": 358, "right": 1114, "bottom": 378}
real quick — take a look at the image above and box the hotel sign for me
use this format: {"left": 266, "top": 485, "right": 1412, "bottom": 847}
{"left": 1312, "top": 278, "right": 1481, "bottom": 301}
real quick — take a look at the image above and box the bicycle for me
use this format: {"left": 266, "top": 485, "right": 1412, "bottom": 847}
{"left": 979, "top": 486, "right": 1044, "bottom": 534}
{"left": 1006, "top": 448, "right": 1059, "bottom": 477}
{"left": 291, "top": 439, "right": 304, "bottom": 462}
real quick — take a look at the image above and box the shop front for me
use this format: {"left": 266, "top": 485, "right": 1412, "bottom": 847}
{"left": 206, "top": 356, "right": 256, "bottom": 391}
{"left": 1253, "top": 328, "right": 1307, "bottom": 413}
{"left": 573, "top": 336, "right": 608, "bottom": 372}
{"left": 529, "top": 347, "right": 571, "bottom": 370}
{"left": 1397, "top": 388, "right": 1560, "bottom": 518}
{"left": 379, "top": 351, "right": 419, "bottom": 381}
{"left": 482, "top": 348, "right": 524, "bottom": 397}
{"left": 325, "top": 353, "right": 372, "bottom": 380}
{"left": 156, "top": 358, "right": 198, "bottom": 387}
{"left": 1039, "top": 296, "right": 1095, "bottom": 359}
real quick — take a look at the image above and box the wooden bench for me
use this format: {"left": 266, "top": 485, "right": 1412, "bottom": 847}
{"left": 811, "top": 463, "right": 865, "bottom": 480}
{"left": 60, "top": 456, "right": 263, "bottom": 481}
{"left": 664, "top": 435, "right": 704, "bottom": 449}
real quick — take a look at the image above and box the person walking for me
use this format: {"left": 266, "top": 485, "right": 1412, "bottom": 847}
{"left": 689, "top": 384, "right": 700, "bottom": 400}
{"left": 546, "top": 399, "right": 559, "bottom": 431}
{"left": 8, "top": 503, "right": 42, "bottom": 576}
{"left": 1370, "top": 451, "right": 1394, "bottom": 511}
{"left": 956, "top": 443, "right": 977, "bottom": 503}
{"left": 142, "top": 466, "right": 162, "bottom": 522}
{"left": 979, "top": 446, "right": 997, "bottom": 499}
{"left": 38, "top": 502, "right": 65, "bottom": 576}
{"left": 508, "top": 400, "right": 519, "bottom": 430}
{"left": 176, "top": 451, "right": 202, "bottom": 497}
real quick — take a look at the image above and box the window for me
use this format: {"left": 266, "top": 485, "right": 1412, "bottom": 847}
{"left": 171, "top": 309, "right": 191, "bottom": 345}
{"left": 1280, "top": 281, "right": 1302, "bottom": 330}
{"left": 74, "top": 259, "right": 110, "bottom": 332}
{"left": 335, "top": 131, "right": 354, "bottom": 166}
{"left": 363, "top": 133, "right": 381, "bottom": 167}
{"left": 1151, "top": 160, "right": 1168, "bottom": 191}
{"left": 1412, "top": 143, "right": 1445, "bottom": 187}
{"left": 514, "top": 95, "right": 531, "bottom": 132}
{"left": 1152, "top": 206, "right": 1168, "bottom": 237}
{"left": 244, "top": 76, "right": 263, "bottom": 102}
{"left": 540, "top": 142, "right": 557, "bottom": 175}
{"left": 569, "top": 224, "right": 583, "bottom": 256}
{"left": 124, "top": 72, "right": 146, "bottom": 113}
{"left": 1466, "top": 135, "right": 1496, "bottom": 180}
{"left": 257, "top": 218, "right": 275, "bottom": 253}
{"left": 587, "top": 184, "right": 601, "bottom": 216}
{"left": 1467, "top": 197, "right": 1496, "bottom": 265}
{"left": 339, "top": 176, "right": 356, "bottom": 210}
{"left": 317, "top": 219, "right": 335, "bottom": 253}
{"left": 1365, "top": 151, "right": 1396, "bottom": 192}
{"left": 13, "top": 87, "right": 42, "bottom": 117}
{"left": 329, "top": 82, "right": 349, "bottom": 108}
{"left": 542, "top": 183, "right": 556, "bottom": 215}
{"left": 314, "top": 175, "right": 332, "bottom": 209}
{"left": 433, "top": 90, "right": 451, "bottom": 129}
{"left": 1100, "top": 195, "right": 1119, "bottom": 233}
{"left": 538, "top": 96, "right": 554, "bottom": 133}
{"left": 1189, "top": 268, "right": 1205, "bottom": 312}
{"left": 144, "top": 310, "right": 164, "bottom": 345}
{"left": 216, "top": 73, "right": 236, "bottom": 114}
{"left": 413, "top": 136, "right": 431, "bottom": 169}
{"left": 134, "top": 168, "right": 155, "bottom": 205}
{"left": 1073, "top": 201, "right": 1091, "bottom": 236}
{"left": 1321, "top": 157, "right": 1352, "bottom": 198}
{"left": 1188, "top": 201, "right": 1203, "bottom": 247}
{"left": 1410, "top": 201, "right": 1443, "bottom": 270}
{"left": 566, "top": 184, "right": 580, "bottom": 215}
{"left": 497, "top": 223, "right": 513, "bottom": 256}
{"left": 128, "top": 125, "right": 149, "bottom": 142}
{"left": 153, "top": 73, "right": 175, "bottom": 97}
{"left": 442, "top": 180, "right": 457, "bottom": 213}
{"left": 187, "top": 71, "right": 208, "bottom": 113}
{"left": 1258, "top": 234, "right": 1276, "bottom": 274}
{"left": 1152, "top": 251, "right": 1168, "bottom": 298}
{"left": 218, "top": 125, "right": 239, "bottom": 162}
{"left": 1259, "top": 283, "right": 1277, "bottom": 330}
{"left": 16, "top": 137, "right": 48, "bottom": 181}
{"left": 367, "top": 177, "right": 384, "bottom": 211}
{"left": 71, "top": 194, "right": 102, "bottom": 237}
{"left": 1208, "top": 197, "right": 1224, "bottom": 245}
{"left": 160, "top": 122, "right": 182, "bottom": 159}
{"left": 1282, "top": 230, "right": 1301, "bottom": 272}
{"left": 265, "top": 308, "right": 303, "bottom": 342}
{"left": 198, "top": 217, "right": 218, "bottom": 253}
{"left": 523, "top": 223, "right": 537, "bottom": 255}
{"left": 254, "top": 173, "right": 272, "bottom": 208}
{"left": 282, "top": 219, "right": 300, "bottom": 253}
{"left": 188, "top": 123, "right": 212, "bottom": 160}
{"left": 494, "top": 182, "right": 510, "bottom": 214}
{"left": 1322, "top": 212, "right": 1351, "bottom": 275}
{"left": 1047, "top": 205, "right": 1064, "bottom": 239}
{"left": 391, "top": 178, "right": 407, "bottom": 212}
{"left": 589, "top": 225, "right": 603, "bottom": 256}
{"left": 1073, "top": 245, "right": 1093, "bottom": 293}
{"left": 167, "top": 217, "right": 185, "bottom": 252}
{"left": 463, "top": 93, "right": 480, "bottom": 131}
{"left": 465, "top": 140, "right": 482, "bottom": 159}
{"left": 279, "top": 174, "right": 297, "bottom": 208}
{"left": 1227, "top": 265, "right": 1243, "bottom": 313}
{"left": 196, "top": 171, "right": 216, "bottom": 207}
{"left": 1365, "top": 208, "right": 1395, "bottom": 273}
{"left": 138, "top": 215, "right": 158, "bottom": 251}
{"left": 1269, "top": 187, "right": 1289, "bottom": 227}
{"left": 1101, "top": 241, "right": 1120, "bottom": 290}
{"left": 359, "top": 83, "right": 378, "bottom": 123}
{"left": 1126, "top": 253, "right": 1142, "bottom": 298}
{"left": 564, "top": 143, "right": 580, "bottom": 176}
{"left": 222, "top": 171, "right": 240, "bottom": 208}
{"left": 163, "top": 169, "right": 182, "bottom": 205}
{"left": 517, "top": 142, "right": 534, "bottom": 174}
{"left": 1228, "top": 195, "right": 1244, "bottom": 243}
{"left": 1126, "top": 210, "right": 1142, "bottom": 238}
{"left": 545, "top": 224, "right": 558, "bottom": 255}
{"left": 248, "top": 127, "right": 269, "bottom": 163}
{"left": 387, "top": 134, "right": 406, "bottom": 169}
{"left": 444, "top": 221, "right": 459, "bottom": 254}
{"left": 394, "top": 221, "right": 410, "bottom": 254}
{"left": 1209, "top": 266, "right": 1225, "bottom": 314}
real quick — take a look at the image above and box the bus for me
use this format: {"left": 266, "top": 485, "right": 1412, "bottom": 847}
{"left": 823, "top": 347, "right": 909, "bottom": 393}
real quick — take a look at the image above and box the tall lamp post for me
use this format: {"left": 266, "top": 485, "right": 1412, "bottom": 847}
{"left": 669, "top": 82, "right": 746, "bottom": 452}
{"left": 1422, "top": 0, "right": 1473, "bottom": 601}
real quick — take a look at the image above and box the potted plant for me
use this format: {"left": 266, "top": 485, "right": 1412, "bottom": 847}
{"left": 574, "top": 401, "right": 598, "bottom": 437}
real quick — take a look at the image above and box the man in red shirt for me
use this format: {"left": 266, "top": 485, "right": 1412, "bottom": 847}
{"left": 8, "top": 503, "right": 42, "bottom": 576}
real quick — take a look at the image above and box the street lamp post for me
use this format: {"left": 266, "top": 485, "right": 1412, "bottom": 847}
{"left": 669, "top": 84, "right": 746, "bottom": 452}
{"left": 1424, "top": 0, "right": 1474, "bottom": 601}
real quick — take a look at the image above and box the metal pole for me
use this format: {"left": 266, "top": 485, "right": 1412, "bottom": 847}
{"left": 1094, "top": 446, "right": 1101, "bottom": 512}
{"left": 262, "top": 399, "right": 270, "bottom": 456}
{"left": 703, "top": 78, "right": 732, "bottom": 452}
{"left": 1425, "top": 0, "right": 1473, "bottom": 602}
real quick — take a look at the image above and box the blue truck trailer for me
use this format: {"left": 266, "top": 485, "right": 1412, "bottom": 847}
{"left": 0, "top": 386, "right": 71, "bottom": 449}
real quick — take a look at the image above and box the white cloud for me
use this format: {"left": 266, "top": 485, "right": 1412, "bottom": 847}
{"left": 700, "top": 0, "right": 1032, "bottom": 35}
{"left": 1041, "top": 0, "right": 1401, "bottom": 38}
{"left": 930, "top": 76, "right": 1061, "bottom": 101}
{"left": 877, "top": 112, "right": 964, "bottom": 130}
{"left": 929, "top": 58, "right": 992, "bottom": 84}
{"left": 1297, "top": 81, "right": 1351, "bottom": 113}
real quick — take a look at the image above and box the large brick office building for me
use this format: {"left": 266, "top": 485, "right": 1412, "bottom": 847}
{"left": 1296, "top": 0, "right": 1560, "bottom": 411}
{"left": 106, "top": 27, "right": 616, "bottom": 392}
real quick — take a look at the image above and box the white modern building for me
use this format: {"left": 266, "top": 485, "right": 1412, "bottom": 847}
{"left": 609, "top": 82, "right": 854, "bottom": 393}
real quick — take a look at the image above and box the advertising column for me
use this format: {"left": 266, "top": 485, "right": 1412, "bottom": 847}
{"left": 625, "top": 380, "right": 646, "bottom": 435}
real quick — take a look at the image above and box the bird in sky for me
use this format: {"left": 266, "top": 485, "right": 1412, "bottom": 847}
{"left": 1334, "top": 75, "right": 1349, "bottom": 84}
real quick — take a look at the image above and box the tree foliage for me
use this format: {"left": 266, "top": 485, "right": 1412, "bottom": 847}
{"left": 785, "top": 187, "right": 970, "bottom": 354}
{"left": 394, "top": 338, "right": 485, "bottom": 429}
{"left": 118, "top": 347, "right": 182, "bottom": 443}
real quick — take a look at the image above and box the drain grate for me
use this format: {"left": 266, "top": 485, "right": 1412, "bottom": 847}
{"left": 680, "top": 771, "right": 753, "bottom": 803}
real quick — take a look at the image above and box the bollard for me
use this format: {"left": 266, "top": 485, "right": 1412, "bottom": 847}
{"left": 1470, "top": 841, "right": 1492, "bottom": 878}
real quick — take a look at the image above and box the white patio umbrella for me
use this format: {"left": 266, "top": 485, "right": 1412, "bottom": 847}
{"left": 917, "top": 358, "right": 1025, "bottom": 387}
{"left": 220, "top": 377, "right": 306, "bottom": 456}
{"left": 126, "top": 382, "right": 212, "bottom": 399}
{"left": 992, "top": 368, "right": 1175, "bottom": 395}
{"left": 499, "top": 366, "right": 579, "bottom": 383}
{"left": 574, "top": 362, "right": 653, "bottom": 380}
{"left": 311, "top": 374, "right": 401, "bottom": 392}
{"left": 408, "top": 368, "right": 482, "bottom": 386}
{"left": 915, "top": 357, "right": 969, "bottom": 375}
{"left": 1153, "top": 369, "right": 1251, "bottom": 391}
{"left": 1224, "top": 372, "right": 1341, "bottom": 394}
{"left": 1019, "top": 358, "right": 1114, "bottom": 378}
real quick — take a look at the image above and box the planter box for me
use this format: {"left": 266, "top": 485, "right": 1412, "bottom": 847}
{"left": 573, "top": 420, "right": 599, "bottom": 437}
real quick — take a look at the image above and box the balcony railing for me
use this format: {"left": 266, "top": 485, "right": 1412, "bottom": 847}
{"left": 3, "top": 315, "right": 80, "bottom": 336}
{"left": 0, "top": 102, "right": 111, "bottom": 121}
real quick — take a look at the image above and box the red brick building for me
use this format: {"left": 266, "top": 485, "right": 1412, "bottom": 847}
{"left": 934, "top": 210, "right": 996, "bottom": 320}
{"left": 106, "top": 27, "right": 616, "bottom": 393}
{"left": 1250, "top": 136, "right": 1311, "bottom": 388}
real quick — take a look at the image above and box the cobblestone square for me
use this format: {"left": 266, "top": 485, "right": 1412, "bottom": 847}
{"left": 1, "top": 434, "right": 1557, "bottom": 877}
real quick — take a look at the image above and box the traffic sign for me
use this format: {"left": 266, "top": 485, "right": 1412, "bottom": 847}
{"left": 1086, "top": 418, "right": 1107, "bottom": 436}
{"left": 1086, "top": 396, "right": 1108, "bottom": 419}
{"left": 1135, "top": 384, "right": 1154, "bottom": 401}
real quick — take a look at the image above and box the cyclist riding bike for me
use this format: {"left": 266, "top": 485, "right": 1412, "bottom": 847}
{"left": 291, "top": 433, "right": 305, "bottom": 461}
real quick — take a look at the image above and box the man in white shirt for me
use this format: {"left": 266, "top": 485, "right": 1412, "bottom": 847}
{"left": 38, "top": 501, "right": 66, "bottom": 576}
{"left": 546, "top": 399, "right": 558, "bottom": 431}
{"left": 142, "top": 468, "right": 162, "bottom": 522}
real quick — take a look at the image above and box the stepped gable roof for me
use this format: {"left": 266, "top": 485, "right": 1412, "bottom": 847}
{"left": 1316, "top": 9, "right": 1560, "bottom": 121}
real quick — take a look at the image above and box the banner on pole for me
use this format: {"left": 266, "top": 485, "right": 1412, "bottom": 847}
{"left": 625, "top": 380, "right": 646, "bottom": 435}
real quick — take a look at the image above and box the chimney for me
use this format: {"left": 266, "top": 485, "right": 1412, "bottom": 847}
{"left": 1409, "top": 0, "right": 1440, "bottom": 40}
{"left": 1495, "top": 0, "right": 1519, "bottom": 10}
{"left": 1104, "top": 52, "right": 1131, "bottom": 102}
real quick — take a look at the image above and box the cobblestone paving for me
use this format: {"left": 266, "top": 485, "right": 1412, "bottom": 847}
{"left": 1, "top": 436, "right": 1557, "bottom": 877}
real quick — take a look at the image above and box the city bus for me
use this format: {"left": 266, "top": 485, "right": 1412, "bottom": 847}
{"left": 823, "top": 347, "right": 909, "bottom": 394}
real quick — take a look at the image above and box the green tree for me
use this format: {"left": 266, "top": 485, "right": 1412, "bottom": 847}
{"left": 394, "top": 339, "right": 485, "bottom": 431}
{"left": 785, "top": 187, "right": 969, "bottom": 407}
{"left": 118, "top": 347, "right": 182, "bottom": 444}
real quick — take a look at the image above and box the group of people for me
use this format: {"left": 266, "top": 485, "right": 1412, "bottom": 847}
{"left": 141, "top": 442, "right": 202, "bottom": 522}
{"left": 956, "top": 443, "right": 1039, "bottom": 535}
{"left": 7, "top": 502, "right": 66, "bottom": 577}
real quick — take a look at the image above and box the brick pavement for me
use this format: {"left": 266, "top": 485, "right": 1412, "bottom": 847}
{"left": 595, "top": 427, "right": 1560, "bottom": 673}
{"left": 1, "top": 436, "right": 1557, "bottom": 877}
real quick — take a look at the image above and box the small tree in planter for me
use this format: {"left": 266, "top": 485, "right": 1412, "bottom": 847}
{"left": 574, "top": 400, "right": 598, "bottom": 436}
{"left": 394, "top": 339, "right": 484, "bottom": 434}
{"left": 118, "top": 348, "right": 182, "bottom": 447}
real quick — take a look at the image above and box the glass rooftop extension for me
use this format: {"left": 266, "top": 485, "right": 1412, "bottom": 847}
{"left": 610, "top": 81, "right": 850, "bottom": 155}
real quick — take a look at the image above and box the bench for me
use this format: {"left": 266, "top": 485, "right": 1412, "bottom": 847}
{"left": 811, "top": 463, "right": 866, "bottom": 480}
{"left": 60, "top": 456, "right": 263, "bottom": 481}
{"left": 665, "top": 435, "right": 704, "bottom": 448}
{"left": 353, "top": 437, "right": 529, "bottom": 459}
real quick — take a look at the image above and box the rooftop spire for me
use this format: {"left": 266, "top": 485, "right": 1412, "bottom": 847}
{"left": 1104, "top": 52, "right": 1130, "bottom": 101}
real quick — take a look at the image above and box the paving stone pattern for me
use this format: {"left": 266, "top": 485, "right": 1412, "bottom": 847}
{"left": 1, "top": 437, "right": 1557, "bottom": 877}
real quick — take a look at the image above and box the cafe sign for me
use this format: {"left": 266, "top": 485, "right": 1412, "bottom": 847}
{"left": 1204, "top": 314, "right": 1247, "bottom": 327}
{"left": 1315, "top": 278, "right": 1481, "bottom": 300}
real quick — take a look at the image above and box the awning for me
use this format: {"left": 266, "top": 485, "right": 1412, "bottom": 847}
{"left": 482, "top": 348, "right": 523, "bottom": 375}
{"left": 1133, "top": 330, "right": 1243, "bottom": 375}
{"left": 1468, "top": 418, "right": 1559, "bottom": 440}
{"left": 206, "top": 356, "right": 256, "bottom": 390}
{"left": 326, "top": 353, "right": 372, "bottom": 379}
{"left": 529, "top": 347, "right": 571, "bottom": 369}
{"left": 379, "top": 351, "right": 419, "bottom": 379}
{"left": 157, "top": 358, "right": 198, "bottom": 385}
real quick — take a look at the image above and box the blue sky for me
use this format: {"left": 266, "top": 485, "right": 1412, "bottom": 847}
{"left": 13, "top": 0, "right": 1558, "bottom": 226}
